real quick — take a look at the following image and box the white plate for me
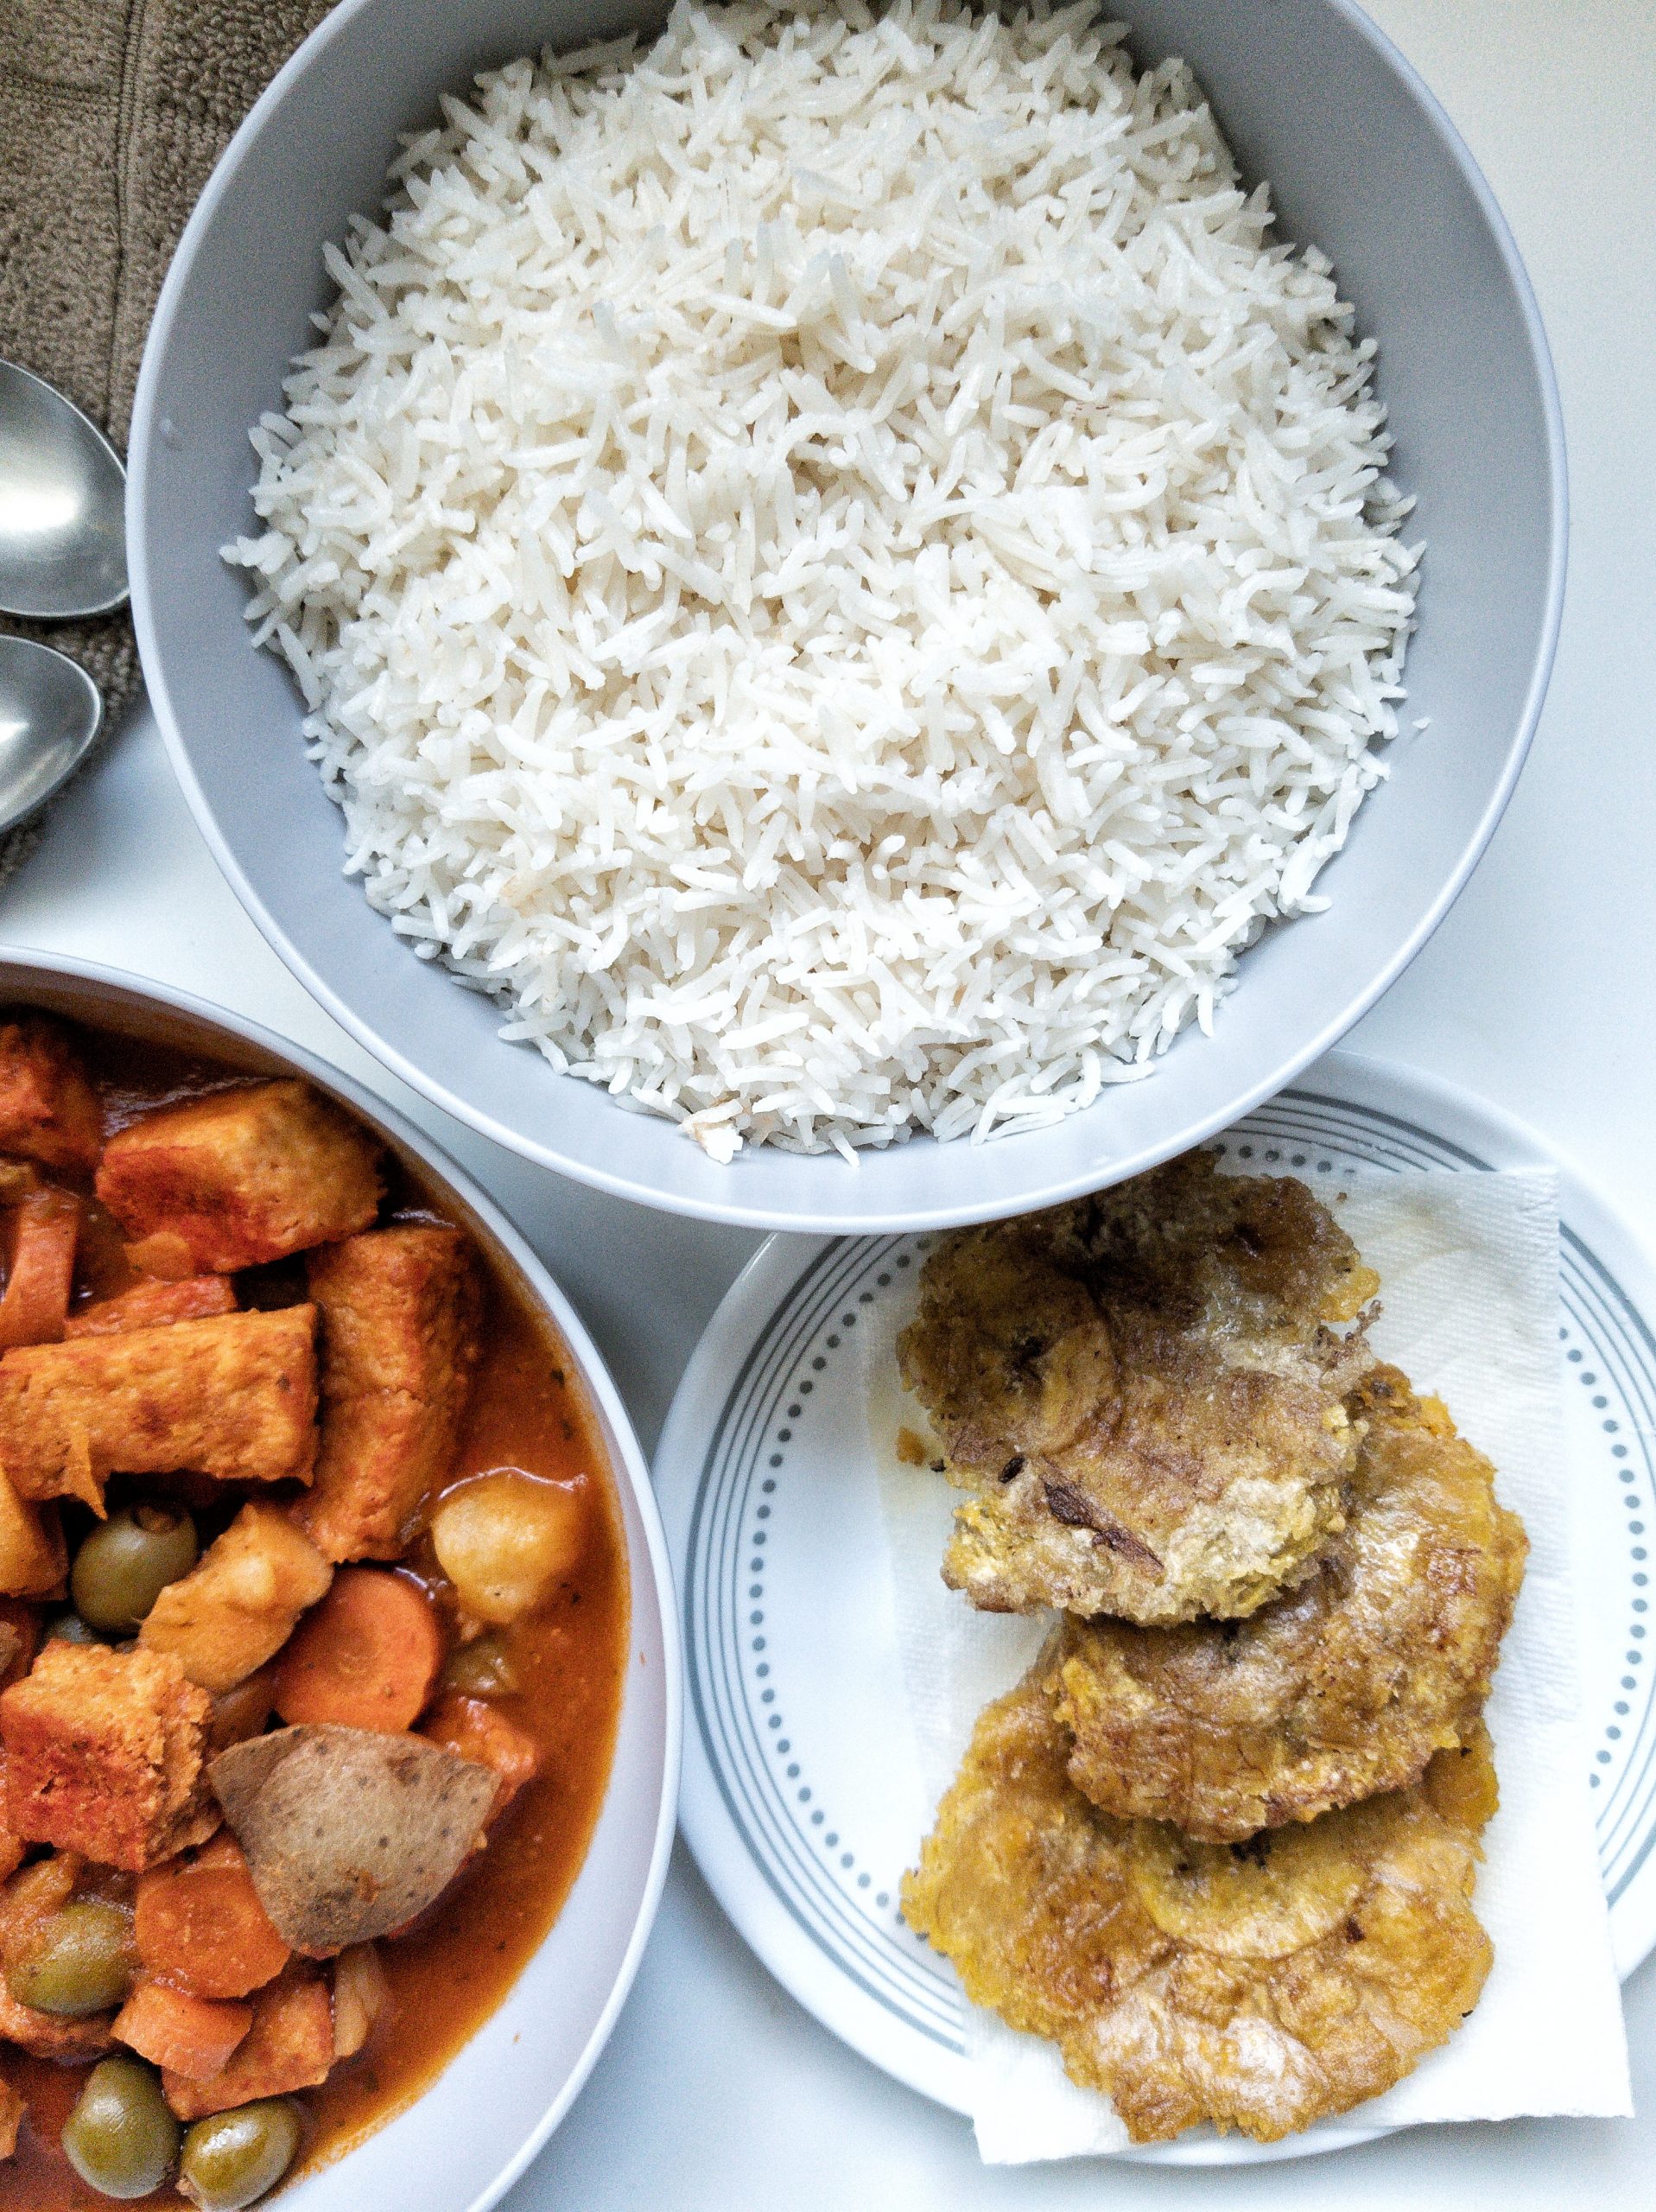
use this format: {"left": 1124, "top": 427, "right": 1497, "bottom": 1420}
{"left": 657, "top": 1051, "right": 1656, "bottom": 2164}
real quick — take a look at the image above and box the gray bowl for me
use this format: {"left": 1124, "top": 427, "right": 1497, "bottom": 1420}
{"left": 129, "top": 0, "right": 1564, "bottom": 1233}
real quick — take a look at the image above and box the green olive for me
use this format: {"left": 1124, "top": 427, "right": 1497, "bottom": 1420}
{"left": 179, "top": 2099, "right": 304, "bottom": 2212}
{"left": 7, "top": 1899, "right": 135, "bottom": 2016}
{"left": 441, "top": 1631, "right": 518, "bottom": 1699}
{"left": 71, "top": 1504, "right": 199, "bottom": 1633}
{"left": 44, "top": 1610, "right": 105, "bottom": 1645}
{"left": 60, "top": 2056, "right": 180, "bottom": 2199}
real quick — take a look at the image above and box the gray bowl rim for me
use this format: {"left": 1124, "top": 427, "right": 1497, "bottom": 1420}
{"left": 127, "top": 0, "right": 1569, "bottom": 1236}
{"left": 0, "top": 945, "right": 682, "bottom": 2212}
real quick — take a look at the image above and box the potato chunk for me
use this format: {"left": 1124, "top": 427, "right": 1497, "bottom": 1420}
{"left": 141, "top": 1504, "right": 333, "bottom": 1694}
{"left": 0, "top": 1015, "right": 101, "bottom": 1173}
{"left": 97, "top": 1079, "right": 384, "bottom": 1275}
{"left": 0, "top": 1643, "right": 217, "bottom": 1871}
{"left": 430, "top": 1471, "right": 586, "bottom": 1623}
{"left": 0, "top": 1306, "right": 318, "bottom": 1509}
{"left": 296, "top": 1228, "right": 482, "bottom": 1561}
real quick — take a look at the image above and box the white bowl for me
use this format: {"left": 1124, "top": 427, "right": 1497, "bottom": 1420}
{"left": 129, "top": 0, "right": 1565, "bottom": 1233}
{"left": 0, "top": 950, "right": 680, "bottom": 2212}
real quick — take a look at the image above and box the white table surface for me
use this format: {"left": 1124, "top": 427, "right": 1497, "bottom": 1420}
{"left": 3, "top": 0, "right": 1653, "bottom": 2202}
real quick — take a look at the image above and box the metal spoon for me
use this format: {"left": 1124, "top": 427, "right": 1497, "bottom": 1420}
{"left": 0, "top": 360, "right": 127, "bottom": 620}
{"left": 0, "top": 637, "right": 102, "bottom": 836}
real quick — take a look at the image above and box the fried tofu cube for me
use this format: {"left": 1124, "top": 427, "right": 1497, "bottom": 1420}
{"left": 162, "top": 1973, "right": 333, "bottom": 2120}
{"left": 142, "top": 1504, "right": 333, "bottom": 1694}
{"left": 0, "top": 1190, "right": 81, "bottom": 1351}
{"left": 0, "top": 1306, "right": 318, "bottom": 1510}
{"left": 295, "top": 1228, "right": 482, "bottom": 1562}
{"left": 66, "top": 1277, "right": 238, "bottom": 1338}
{"left": 0, "top": 1016, "right": 101, "bottom": 1173}
{"left": 0, "top": 1475, "right": 63, "bottom": 1599}
{"left": 0, "top": 1643, "right": 216, "bottom": 1871}
{"left": 97, "top": 1080, "right": 384, "bottom": 1276}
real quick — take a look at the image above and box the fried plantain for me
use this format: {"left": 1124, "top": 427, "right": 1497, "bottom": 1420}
{"left": 1050, "top": 1366, "right": 1527, "bottom": 1839}
{"left": 898, "top": 1153, "right": 1377, "bottom": 1624}
{"left": 901, "top": 1666, "right": 1495, "bottom": 2144}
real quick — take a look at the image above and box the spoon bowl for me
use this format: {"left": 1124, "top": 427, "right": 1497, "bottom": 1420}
{"left": 0, "top": 635, "right": 103, "bottom": 834}
{"left": 0, "top": 361, "right": 128, "bottom": 620}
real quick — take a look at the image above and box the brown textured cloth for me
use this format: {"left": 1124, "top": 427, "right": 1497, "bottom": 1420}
{"left": 0, "top": 0, "right": 333, "bottom": 868}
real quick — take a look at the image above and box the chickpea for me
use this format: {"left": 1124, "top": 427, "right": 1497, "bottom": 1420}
{"left": 430, "top": 1471, "right": 586, "bottom": 1624}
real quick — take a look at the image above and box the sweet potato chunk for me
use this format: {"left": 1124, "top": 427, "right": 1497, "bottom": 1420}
{"left": 0, "top": 1306, "right": 318, "bottom": 1509}
{"left": 0, "top": 1191, "right": 80, "bottom": 1351}
{"left": 162, "top": 1972, "right": 333, "bottom": 2120}
{"left": 116, "top": 1980, "right": 252, "bottom": 2080}
{"left": 0, "top": 1476, "right": 63, "bottom": 1599}
{"left": 97, "top": 1080, "right": 383, "bottom": 1276}
{"left": 141, "top": 1504, "right": 333, "bottom": 1694}
{"left": 296, "top": 1228, "right": 482, "bottom": 1562}
{"left": 66, "top": 1277, "right": 238, "bottom": 1338}
{"left": 0, "top": 1643, "right": 216, "bottom": 1870}
{"left": 211, "top": 1724, "right": 495, "bottom": 1954}
{"left": 0, "top": 1016, "right": 101, "bottom": 1173}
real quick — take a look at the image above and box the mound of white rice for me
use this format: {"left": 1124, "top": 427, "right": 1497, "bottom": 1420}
{"left": 230, "top": 0, "right": 1418, "bottom": 1163}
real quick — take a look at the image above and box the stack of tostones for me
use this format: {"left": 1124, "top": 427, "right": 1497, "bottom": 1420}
{"left": 897, "top": 1154, "right": 1527, "bottom": 2144}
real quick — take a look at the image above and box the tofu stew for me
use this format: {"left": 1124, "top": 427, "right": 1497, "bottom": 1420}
{"left": 0, "top": 1012, "right": 629, "bottom": 2209}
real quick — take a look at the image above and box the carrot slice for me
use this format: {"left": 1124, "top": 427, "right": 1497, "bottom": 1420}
{"left": 272, "top": 1568, "right": 442, "bottom": 1733}
{"left": 134, "top": 1834, "right": 290, "bottom": 2000}
{"left": 115, "top": 1980, "right": 251, "bottom": 2080}
{"left": 0, "top": 1191, "right": 79, "bottom": 1350}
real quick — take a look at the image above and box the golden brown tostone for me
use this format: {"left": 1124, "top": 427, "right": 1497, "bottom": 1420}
{"left": 898, "top": 1152, "right": 1378, "bottom": 1624}
{"left": 901, "top": 1667, "right": 1496, "bottom": 2144}
{"left": 1050, "top": 1366, "right": 1527, "bottom": 1839}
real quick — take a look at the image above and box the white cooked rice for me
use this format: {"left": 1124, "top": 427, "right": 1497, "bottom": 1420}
{"left": 228, "top": 0, "right": 1419, "bottom": 1164}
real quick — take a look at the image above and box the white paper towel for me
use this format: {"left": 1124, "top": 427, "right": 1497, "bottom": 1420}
{"left": 868, "top": 1169, "right": 1632, "bottom": 2162}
